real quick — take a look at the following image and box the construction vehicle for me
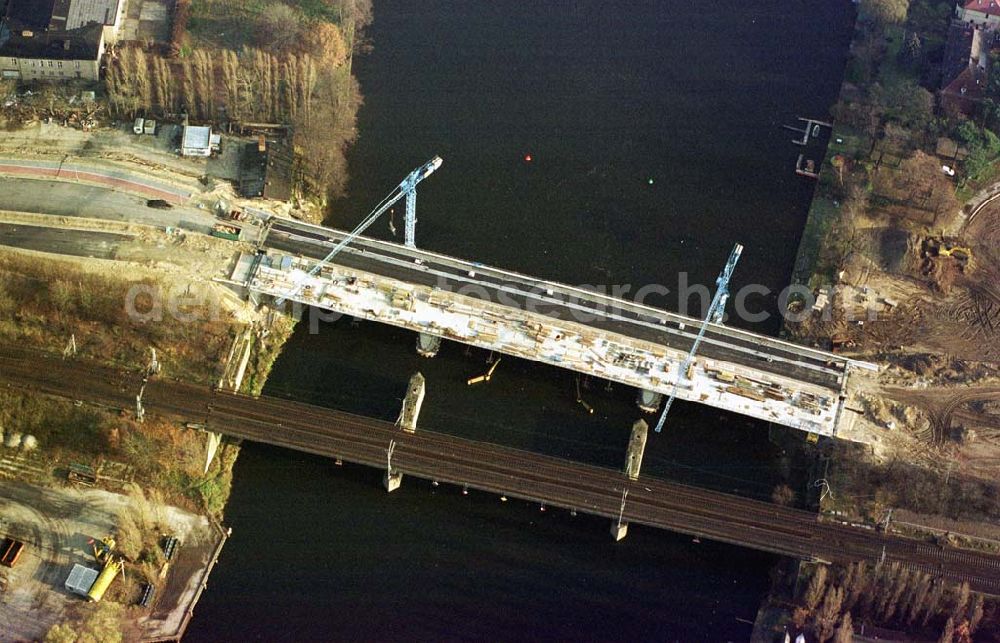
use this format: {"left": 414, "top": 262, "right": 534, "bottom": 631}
{"left": 85, "top": 535, "right": 123, "bottom": 602}
{"left": 0, "top": 537, "right": 25, "bottom": 567}
{"left": 925, "top": 238, "right": 972, "bottom": 266}
{"left": 92, "top": 535, "right": 116, "bottom": 563}
{"left": 87, "top": 558, "right": 123, "bottom": 602}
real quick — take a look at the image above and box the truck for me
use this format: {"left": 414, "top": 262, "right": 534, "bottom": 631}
{"left": 1, "top": 537, "right": 25, "bottom": 567}
{"left": 143, "top": 119, "right": 157, "bottom": 135}
{"left": 132, "top": 117, "right": 145, "bottom": 135}
{"left": 210, "top": 223, "right": 241, "bottom": 241}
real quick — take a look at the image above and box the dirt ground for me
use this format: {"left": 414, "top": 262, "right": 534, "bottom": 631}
{"left": 791, "top": 187, "right": 1000, "bottom": 482}
{"left": 0, "top": 480, "right": 214, "bottom": 642}
{"left": 121, "top": 0, "right": 171, "bottom": 42}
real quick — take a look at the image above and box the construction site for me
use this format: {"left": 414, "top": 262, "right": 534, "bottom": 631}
{"left": 241, "top": 249, "right": 856, "bottom": 437}
{"left": 0, "top": 480, "right": 225, "bottom": 642}
{"left": 783, "top": 121, "right": 1000, "bottom": 541}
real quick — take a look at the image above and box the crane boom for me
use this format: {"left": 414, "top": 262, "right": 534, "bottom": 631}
{"left": 654, "top": 243, "right": 743, "bottom": 432}
{"left": 275, "top": 156, "right": 441, "bottom": 305}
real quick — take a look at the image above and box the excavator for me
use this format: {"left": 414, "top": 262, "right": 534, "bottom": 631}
{"left": 86, "top": 535, "right": 124, "bottom": 602}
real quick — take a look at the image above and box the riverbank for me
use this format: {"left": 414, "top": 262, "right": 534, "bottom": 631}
{"left": 767, "top": 1, "right": 1000, "bottom": 639}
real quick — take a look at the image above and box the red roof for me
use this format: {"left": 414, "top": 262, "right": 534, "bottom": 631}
{"left": 941, "top": 66, "right": 987, "bottom": 114}
{"left": 964, "top": 0, "right": 1000, "bottom": 18}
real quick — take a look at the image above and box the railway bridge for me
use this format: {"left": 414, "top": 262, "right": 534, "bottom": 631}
{"left": 2, "top": 347, "right": 997, "bottom": 594}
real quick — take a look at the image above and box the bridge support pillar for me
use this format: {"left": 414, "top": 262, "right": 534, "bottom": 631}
{"left": 204, "top": 431, "right": 222, "bottom": 474}
{"left": 636, "top": 389, "right": 662, "bottom": 414}
{"left": 383, "top": 471, "right": 403, "bottom": 493}
{"left": 624, "top": 419, "right": 648, "bottom": 480}
{"left": 610, "top": 521, "right": 628, "bottom": 542}
{"left": 416, "top": 332, "right": 442, "bottom": 358}
{"left": 399, "top": 373, "right": 425, "bottom": 433}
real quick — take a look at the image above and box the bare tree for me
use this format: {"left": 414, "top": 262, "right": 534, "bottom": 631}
{"left": 833, "top": 612, "right": 854, "bottom": 643}
{"left": 924, "top": 580, "right": 946, "bottom": 627}
{"left": 860, "top": 0, "right": 911, "bottom": 24}
{"left": 882, "top": 567, "right": 911, "bottom": 623}
{"left": 951, "top": 582, "right": 971, "bottom": 624}
{"left": 256, "top": 4, "right": 305, "bottom": 53}
{"left": 771, "top": 484, "right": 796, "bottom": 506}
{"left": 814, "top": 585, "right": 845, "bottom": 643}
{"left": 938, "top": 616, "right": 955, "bottom": 643}
{"left": 968, "top": 594, "right": 985, "bottom": 634}
{"left": 906, "top": 572, "right": 932, "bottom": 625}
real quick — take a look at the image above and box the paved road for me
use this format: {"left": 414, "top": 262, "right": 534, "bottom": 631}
{"left": 1, "top": 345, "right": 996, "bottom": 594}
{"left": 0, "top": 223, "right": 132, "bottom": 259}
{"left": 0, "top": 159, "right": 192, "bottom": 202}
{"left": 0, "top": 178, "right": 217, "bottom": 234}
{"left": 264, "top": 218, "right": 851, "bottom": 391}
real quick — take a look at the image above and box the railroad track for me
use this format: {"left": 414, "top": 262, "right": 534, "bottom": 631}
{"left": 2, "top": 346, "right": 1000, "bottom": 593}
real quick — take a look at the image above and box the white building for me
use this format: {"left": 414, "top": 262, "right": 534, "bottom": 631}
{"left": 0, "top": 23, "right": 105, "bottom": 81}
{"left": 957, "top": 0, "right": 1000, "bottom": 29}
{"left": 181, "top": 126, "right": 221, "bottom": 157}
{"left": 0, "top": 0, "right": 126, "bottom": 82}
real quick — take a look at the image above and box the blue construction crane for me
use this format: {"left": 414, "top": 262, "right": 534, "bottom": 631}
{"left": 654, "top": 243, "right": 743, "bottom": 433}
{"left": 275, "top": 156, "right": 442, "bottom": 305}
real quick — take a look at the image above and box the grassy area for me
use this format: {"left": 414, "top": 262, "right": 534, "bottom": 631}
{"left": 241, "top": 314, "right": 297, "bottom": 396}
{"left": 189, "top": 0, "right": 346, "bottom": 49}
{"left": 0, "top": 387, "right": 233, "bottom": 515}
{"left": 0, "top": 250, "right": 235, "bottom": 385}
{"left": 0, "top": 249, "right": 282, "bottom": 516}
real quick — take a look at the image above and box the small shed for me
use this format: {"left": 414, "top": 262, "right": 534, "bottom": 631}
{"left": 65, "top": 564, "right": 99, "bottom": 596}
{"left": 181, "top": 125, "right": 218, "bottom": 157}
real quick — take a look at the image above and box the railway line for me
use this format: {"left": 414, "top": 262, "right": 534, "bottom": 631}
{"left": 1, "top": 346, "right": 999, "bottom": 593}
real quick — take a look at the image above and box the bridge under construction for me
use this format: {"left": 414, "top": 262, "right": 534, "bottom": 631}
{"left": 229, "top": 216, "right": 874, "bottom": 440}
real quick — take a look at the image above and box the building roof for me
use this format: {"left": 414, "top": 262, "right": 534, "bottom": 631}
{"left": 941, "top": 65, "right": 988, "bottom": 115}
{"left": 964, "top": 0, "right": 1000, "bottom": 17}
{"left": 61, "top": 0, "right": 122, "bottom": 30}
{"left": 0, "top": 21, "right": 103, "bottom": 61}
{"left": 3, "top": 0, "right": 120, "bottom": 33}
{"left": 182, "top": 126, "right": 213, "bottom": 150}
{"left": 3, "top": 0, "right": 58, "bottom": 31}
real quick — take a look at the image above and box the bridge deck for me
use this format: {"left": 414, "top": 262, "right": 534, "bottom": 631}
{"left": 244, "top": 218, "right": 871, "bottom": 438}
{"left": 1, "top": 347, "right": 995, "bottom": 594}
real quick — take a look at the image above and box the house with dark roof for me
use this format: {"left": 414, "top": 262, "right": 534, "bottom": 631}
{"left": 0, "top": 0, "right": 120, "bottom": 82}
{"left": 957, "top": 0, "right": 1000, "bottom": 28}
{"left": 940, "top": 21, "right": 990, "bottom": 114}
{"left": 0, "top": 22, "right": 104, "bottom": 81}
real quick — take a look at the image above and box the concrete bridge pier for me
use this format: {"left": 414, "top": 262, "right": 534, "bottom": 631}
{"left": 383, "top": 471, "right": 403, "bottom": 492}
{"left": 636, "top": 389, "right": 663, "bottom": 413}
{"left": 624, "top": 419, "right": 648, "bottom": 480}
{"left": 398, "top": 373, "right": 426, "bottom": 433}
{"left": 384, "top": 439, "right": 402, "bottom": 493}
{"left": 611, "top": 486, "right": 631, "bottom": 542}
{"left": 416, "top": 332, "right": 442, "bottom": 357}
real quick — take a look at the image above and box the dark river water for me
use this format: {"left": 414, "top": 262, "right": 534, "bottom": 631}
{"left": 187, "top": 2, "right": 853, "bottom": 641}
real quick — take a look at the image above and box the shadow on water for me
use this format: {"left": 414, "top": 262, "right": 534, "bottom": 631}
{"left": 187, "top": 0, "right": 854, "bottom": 640}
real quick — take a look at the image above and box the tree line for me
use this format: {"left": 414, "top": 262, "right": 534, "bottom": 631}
{"left": 789, "top": 562, "right": 996, "bottom": 643}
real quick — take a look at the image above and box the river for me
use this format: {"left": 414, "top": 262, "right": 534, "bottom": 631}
{"left": 187, "top": 1, "right": 853, "bottom": 640}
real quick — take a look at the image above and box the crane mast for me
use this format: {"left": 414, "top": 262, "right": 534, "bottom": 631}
{"left": 654, "top": 243, "right": 743, "bottom": 433}
{"left": 275, "top": 156, "right": 442, "bottom": 305}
